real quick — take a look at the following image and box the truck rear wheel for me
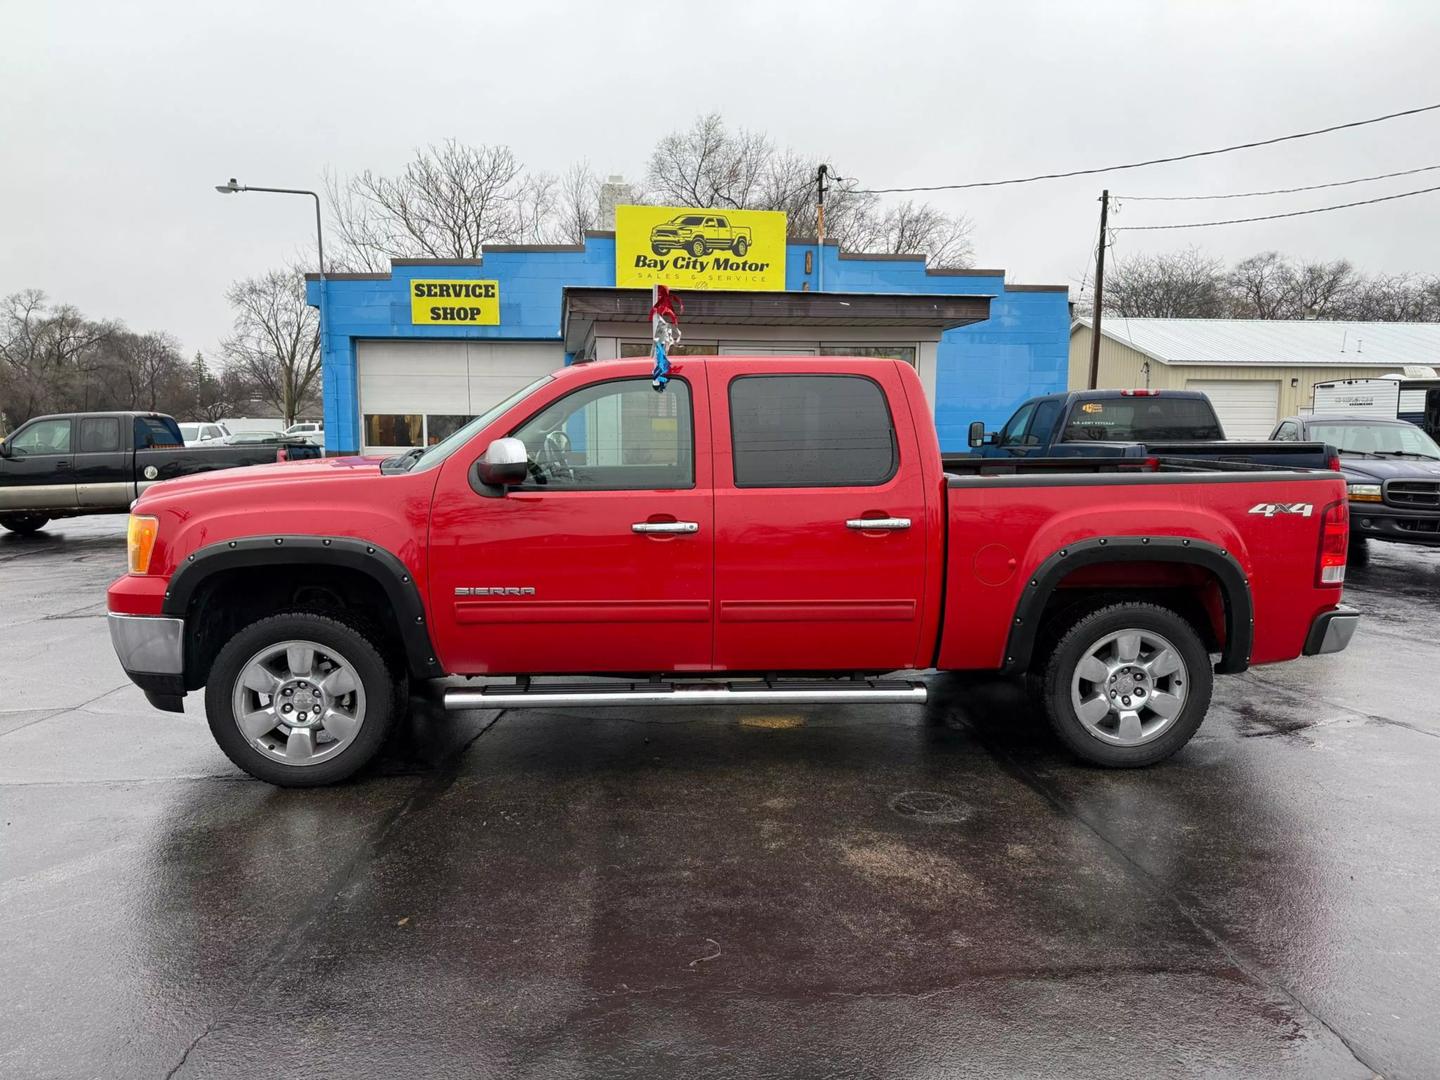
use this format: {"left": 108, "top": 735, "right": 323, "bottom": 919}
{"left": 0, "top": 513, "right": 50, "bottom": 535}
{"left": 732, "top": 236, "right": 749, "bottom": 257}
{"left": 205, "top": 612, "right": 399, "bottom": 787}
{"left": 1038, "top": 602, "right": 1212, "bottom": 767}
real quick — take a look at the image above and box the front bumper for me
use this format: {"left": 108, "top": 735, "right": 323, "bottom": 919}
{"left": 1303, "top": 605, "right": 1360, "bottom": 656}
{"left": 108, "top": 613, "right": 187, "bottom": 711}
{"left": 1349, "top": 503, "right": 1440, "bottom": 545}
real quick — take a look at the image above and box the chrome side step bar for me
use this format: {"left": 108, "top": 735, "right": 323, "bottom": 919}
{"left": 443, "top": 679, "right": 928, "bottom": 711}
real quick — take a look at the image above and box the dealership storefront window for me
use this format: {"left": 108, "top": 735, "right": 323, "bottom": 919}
{"left": 364, "top": 413, "right": 478, "bottom": 448}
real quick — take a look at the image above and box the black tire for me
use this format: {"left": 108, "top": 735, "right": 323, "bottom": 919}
{"left": 688, "top": 238, "right": 707, "bottom": 257}
{"left": 205, "top": 612, "right": 400, "bottom": 787}
{"left": 0, "top": 513, "right": 50, "bottom": 535}
{"left": 651, "top": 243, "right": 668, "bottom": 256}
{"left": 732, "top": 236, "right": 749, "bottom": 257}
{"left": 1348, "top": 535, "right": 1369, "bottom": 565}
{"left": 1038, "top": 602, "right": 1212, "bottom": 768}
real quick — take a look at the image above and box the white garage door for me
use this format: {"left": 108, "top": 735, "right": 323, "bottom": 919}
{"left": 1184, "top": 379, "right": 1281, "bottom": 439}
{"left": 356, "top": 340, "right": 563, "bottom": 453}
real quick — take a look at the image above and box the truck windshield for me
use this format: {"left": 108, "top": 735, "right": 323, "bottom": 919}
{"left": 1062, "top": 398, "right": 1223, "bottom": 442}
{"left": 406, "top": 376, "right": 553, "bottom": 473}
{"left": 1309, "top": 422, "right": 1440, "bottom": 459}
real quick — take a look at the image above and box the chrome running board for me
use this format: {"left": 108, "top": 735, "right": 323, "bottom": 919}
{"left": 443, "top": 679, "right": 928, "bottom": 711}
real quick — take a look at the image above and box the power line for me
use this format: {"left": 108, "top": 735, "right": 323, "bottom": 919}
{"left": 1113, "top": 182, "right": 1440, "bottom": 231}
{"left": 845, "top": 101, "right": 1440, "bottom": 194}
{"left": 1117, "top": 162, "right": 1440, "bottom": 200}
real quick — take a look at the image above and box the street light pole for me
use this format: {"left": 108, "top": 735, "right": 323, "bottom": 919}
{"left": 215, "top": 179, "right": 327, "bottom": 433}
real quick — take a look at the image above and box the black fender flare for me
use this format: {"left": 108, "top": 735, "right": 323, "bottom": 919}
{"left": 163, "top": 536, "right": 444, "bottom": 680}
{"left": 1002, "top": 536, "right": 1253, "bottom": 675}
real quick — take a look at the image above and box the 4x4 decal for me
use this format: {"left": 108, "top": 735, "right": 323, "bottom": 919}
{"left": 1248, "top": 502, "right": 1314, "bottom": 517}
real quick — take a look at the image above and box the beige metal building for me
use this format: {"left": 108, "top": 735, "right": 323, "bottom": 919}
{"left": 1070, "top": 318, "right": 1440, "bottom": 438}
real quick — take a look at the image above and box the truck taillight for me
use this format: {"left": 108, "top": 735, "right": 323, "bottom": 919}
{"left": 1120, "top": 389, "right": 1160, "bottom": 396}
{"left": 276, "top": 447, "right": 288, "bottom": 462}
{"left": 1326, "top": 452, "right": 1341, "bottom": 471}
{"left": 1316, "top": 500, "right": 1348, "bottom": 586}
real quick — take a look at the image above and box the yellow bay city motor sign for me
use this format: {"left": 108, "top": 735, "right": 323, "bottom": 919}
{"left": 410, "top": 279, "right": 500, "bottom": 325}
{"left": 616, "top": 205, "right": 786, "bottom": 292}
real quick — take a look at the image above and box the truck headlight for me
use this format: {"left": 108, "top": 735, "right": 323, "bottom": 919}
{"left": 1347, "top": 484, "right": 1382, "bottom": 503}
{"left": 127, "top": 515, "right": 159, "bottom": 574}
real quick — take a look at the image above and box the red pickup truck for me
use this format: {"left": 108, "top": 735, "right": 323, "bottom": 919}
{"left": 107, "top": 357, "right": 1357, "bottom": 786}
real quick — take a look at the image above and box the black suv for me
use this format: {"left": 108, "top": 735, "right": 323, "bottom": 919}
{"left": 1272, "top": 414, "right": 1440, "bottom": 550}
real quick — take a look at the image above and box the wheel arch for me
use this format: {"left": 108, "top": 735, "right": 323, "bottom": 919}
{"left": 1004, "top": 536, "right": 1252, "bottom": 676}
{"left": 163, "top": 536, "right": 444, "bottom": 687}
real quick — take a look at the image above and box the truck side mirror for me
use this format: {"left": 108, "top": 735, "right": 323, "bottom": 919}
{"left": 968, "top": 421, "right": 988, "bottom": 448}
{"left": 474, "top": 437, "right": 528, "bottom": 493}
{"left": 0, "top": 440, "right": 10, "bottom": 458}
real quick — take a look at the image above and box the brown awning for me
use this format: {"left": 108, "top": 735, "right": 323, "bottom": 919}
{"left": 562, "top": 287, "right": 992, "bottom": 351}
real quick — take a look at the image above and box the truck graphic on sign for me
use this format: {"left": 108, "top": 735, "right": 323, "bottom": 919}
{"left": 649, "top": 214, "right": 752, "bottom": 258}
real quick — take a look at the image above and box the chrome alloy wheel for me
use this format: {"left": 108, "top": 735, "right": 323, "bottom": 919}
{"left": 230, "top": 640, "right": 367, "bottom": 766}
{"left": 1069, "top": 628, "right": 1189, "bottom": 747}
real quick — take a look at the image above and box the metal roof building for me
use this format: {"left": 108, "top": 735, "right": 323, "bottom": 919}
{"left": 1070, "top": 318, "right": 1440, "bottom": 438}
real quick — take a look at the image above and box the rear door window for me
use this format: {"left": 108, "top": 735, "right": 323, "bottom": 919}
{"left": 729, "top": 374, "right": 897, "bottom": 487}
{"left": 78, "top": 416, "right": 122, "bottom": 453}
{"left": 1061, "top": 397, "right": 1223, "bottom": 442}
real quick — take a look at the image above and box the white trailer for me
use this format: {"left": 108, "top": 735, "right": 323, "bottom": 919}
{"left": 1311, "top": 378, "right": 1402, "bottom": 419}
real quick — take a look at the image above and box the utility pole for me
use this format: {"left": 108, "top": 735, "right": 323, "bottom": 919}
{"left": 816, "top": 163, "right": 828, "bottom": 292}
{"left": 1087, "top": 189, "right": 1109, "bottom": 390}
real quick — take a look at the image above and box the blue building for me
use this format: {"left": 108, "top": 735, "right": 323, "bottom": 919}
{"left": 306, "top": 232, "right": 1069, "bottom": 455}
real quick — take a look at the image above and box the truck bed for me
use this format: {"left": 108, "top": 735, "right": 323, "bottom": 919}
{"left": 935, "top": 455, "right": 1347, "bottom": 674}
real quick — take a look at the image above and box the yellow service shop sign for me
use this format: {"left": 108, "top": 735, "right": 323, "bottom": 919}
{"left": 615, "top": 205, "right": 786, "bottom": 292}
{"left": 410, "top": 280, "right": 500, "bottom": 325}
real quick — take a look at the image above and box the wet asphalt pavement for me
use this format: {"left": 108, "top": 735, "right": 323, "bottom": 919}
{"left": 3, "top": 517, "right": 1438, "bottom": 1078}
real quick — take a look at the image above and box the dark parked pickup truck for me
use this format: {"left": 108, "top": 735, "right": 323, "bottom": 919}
{"left": 961, "top": 389, "right": 1336, "bottom": 470}
{"left": 1272, "top": 414, "right": 1440, "bottom": 550}
{"left": 0, "top": 411, "right": 321, "bottom": 534}
{"left": 108, "top": 356, "right": 1356, "bottom": 787}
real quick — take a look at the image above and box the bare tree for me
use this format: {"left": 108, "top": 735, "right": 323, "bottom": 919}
{"left": 645, "top": 114, "right": 974, "bottom": 268}
{"left": 1102, "top": 248, "right": 1228, "bottom": 318}
{"left": 550, "top": 162, "right": 606, "bottom": 242}
{"left": 221, "top": 270, "right": 320, "bottom": 425}
{"left": 328, "top": 141, "right": 533, "bottom": 268}
{"left": 1226, "top": 251, "right": 1300, "bottom": 319}
{"left": 0, "top": 289, "right": 116, "bottom": 421}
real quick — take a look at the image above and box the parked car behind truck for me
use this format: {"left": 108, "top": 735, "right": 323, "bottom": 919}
{"left": 1272, "top": 413, "right": 1440, "bottom": 550}
{"left": 108, "top": 357, "right": 1356, "bottom": 787}
{"left": 0, "top": 411, "right": 322, "bottom": 534}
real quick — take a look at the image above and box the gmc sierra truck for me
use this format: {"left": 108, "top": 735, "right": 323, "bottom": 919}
{"left": 0, "top": 411, "right": 322, "bottom": 534}
{"left": 107, "top": 357, "right": 1357, "bottom": 787}
{"left": 649, "top": 213, "right": 752, "bottom": 258}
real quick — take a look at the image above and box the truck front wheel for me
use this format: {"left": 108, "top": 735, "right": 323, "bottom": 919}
{"left": 0, "top": 513, "right": 50, "bottom": 535}
{"left": 205, "top": 612, "right": 400, "bottom": 787}
{"left": 1039, "top": 602, "right": 1212, "bottom": 767}
{"left": 688, "top": 238, "right": 707, "bottom": 257}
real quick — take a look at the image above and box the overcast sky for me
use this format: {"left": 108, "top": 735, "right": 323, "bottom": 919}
{"left": 4, "top": 0, "right": 1439, "bottom": 356}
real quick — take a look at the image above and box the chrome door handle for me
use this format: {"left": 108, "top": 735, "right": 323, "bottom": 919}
{"left": 632, "top": 521, "right": 699, "bottom": 534}
{"left": 846, "top": 517, "right": 911, "bottom": 530}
